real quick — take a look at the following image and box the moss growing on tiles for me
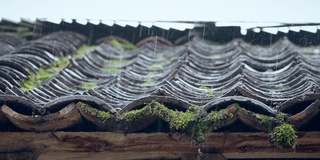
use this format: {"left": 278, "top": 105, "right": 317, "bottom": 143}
{"left": 19, "top": 31, "right": 35, "bottom": 37}
{"left": 20, "top": 67, "right": 60, "bottom": 91}
{"left": 73, "top": 45, "right": 97, "bottom": 58}
{"left": 165, "top": 57, "right": 176, "bottom": 64}
{"left": 142, "top": 80, "right": 155, "bottom": 86}
{"left": 167, "top": 109, "right": 196, "bottom": 130}
{"left": 120, "top": 105, "right": 153, "bottom": 122}
{"left": 77, "top": 102, "right": 113, "bottom": 123}
{"left": 19, "top": 45, "right": 97, "bottom": 91}
{"left": 209, "top": 54, "right": 222, "bottom": 59}
{"left": 257, "top": 114, "right": 277, "bottom": 129}
{"left": 102, "top": 67, "right": 121, "bottom": 73}
{"left": 77, "top": 101, "right": 298, "bottom": 147}
{"left": 198, "top": 86, "right": 219, "bottom": 99}
{"left": 206, "top": 106, "right": 237, "bottom": 132}
{"left": 269, "top": 123, "right": 298, "bottom": 149}
{"left": 146, "top": 73, "right": 156, "bottom": 77}
{"left": 111, "top": 39, "right": 137, "bottom": 50}
{"left": 153, "top": 102, "right": 211, "bottom": 144}
{"left": 79, "top": 82, "right": 99, "bottom": 91}
{"left": 207, "top": 109, "right": 229, "bottom": 124}
{"left": 150, "top": 64, "right": 164, "bottom": 70}
{"left": 105, "top": 59, "right": 132, "bottom": 67}
{"left": 199, "top": 86, "right": 210, "bottom": 90}
{"left": 276, "top": 112, "right": 288, "bottom": 123}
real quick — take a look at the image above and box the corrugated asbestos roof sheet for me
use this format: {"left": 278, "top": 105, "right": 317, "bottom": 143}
{"left": 0, "top": 21, "right": 320, "bottom": 147}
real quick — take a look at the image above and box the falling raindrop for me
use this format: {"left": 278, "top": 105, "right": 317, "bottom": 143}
{"left": 139, "top": 25, "right": 142, "bottom": 38}
{"left": 33, "top": 21, "right": 36, "bottom": 33}
{"left": 275, "top": 51, "right": 279, "bottom": 71}
{"left": 154, "top": 35, "right": 158, "bottom": 59}
{"left": 197, "top": 147, "right": 202, "bottom": 160}
{"left": 202, "top": 23, "right": 206, "bottom": 41}
{"left": 118, "top": 50, "right": 123, "bottom": 82}
{"left": 52, "top": 41, "right": 56, "bottom": 56}
{"left": 188, "top": 29, "right": 191, "bottom": 42}
{"left": 39, "top": 28, "right": 42, "bottom": 37}
{"left": 32, "top": 21, "right": 37, "bottom": 40}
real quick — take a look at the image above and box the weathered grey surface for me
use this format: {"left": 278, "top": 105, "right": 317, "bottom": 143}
{"left": 0, "top": 132, "right": 319, "bottom": 159}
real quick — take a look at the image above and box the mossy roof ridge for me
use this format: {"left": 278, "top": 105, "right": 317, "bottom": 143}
{"left": 5, "top": 100, "right": 297, "bottom": 148}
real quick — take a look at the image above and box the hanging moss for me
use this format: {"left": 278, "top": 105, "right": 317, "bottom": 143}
{"left": 276, "top": 112, "right": 288, "bottom": 123}
{"left": 77, "top": 102, "right": 113, "bottom": 123}
{"left": 269, "top": 123, "right": 298, "bottom": 149}
{"left": 76, "top": 101, "right": 298, "bottom": 147}
{"left": 152, "top": 102, "right": 208, "bottom": 144}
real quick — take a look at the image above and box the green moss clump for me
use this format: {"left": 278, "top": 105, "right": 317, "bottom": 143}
{"left": 77, "top": 102, "right": 113, "bottom": 123}
{"left": 165, "top": 57, "right": 176, "bottom": 64}
{"left": 20, "top": 45, "right": 96, "bottom": 91}
{"left": 80, "top": 82, "right": 99, "bottom": 91}
{"left": 257, "top": 114, "right": 276, "bottom": 130}
{"left": 209, "top": 54, "right": 222, "bottom": 59}
{"left": 153, "top": 102, "right": 210, "bottom": 144}
{"left": 102, "top": 67, "right": 121, "bottom": 73}
{"left": 276, "top": 112, "right": 288, "bottom": 123}
{"left": 20, "top": 67, "right": 60, "bottom": 91}
{"left": 19, "top": 32, "right": 35, "bottom": 37}
{"left": 153, "top": 102, "right": 196, "bottom": 130}
{"left": 74, "top": 45, "right": 97, "bottom": 58}
{"left": 207, "top": 109, "right": 228, "bottom": 123}
{"left": 120, "top": 105, "right": 153, "bottom": 122}
{"left": 168, "top": 110, "right": 196, "bottom": 130}
{"left": 111, "top": 39, "right": 137, "bottom": 50}
{"left": 142, "top": 80, "right": 155, "bottom": 86}
{"left": 199, "top": 86, "right": 210, "bottom": 90}
{"left": 105, "top": 59, "right": 132, "bottom": 67}
{"left": 150, "top": 64, "right": 164, "bottom": 70}
{"left": 207, "top": 106, "right": 236, "bottom": 131}
{"left": 187, "top": 120, "right": 210, "bottom": 144}
{"left": 199, "top": 86, "right": 217, "bottom": 98}
{"left": 146, "top": 73, "right": 155, "bottom": 77}
{"left": 270, "top": 123, "right": 298, "bottom": 149}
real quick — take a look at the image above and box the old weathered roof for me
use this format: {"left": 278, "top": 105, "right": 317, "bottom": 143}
{"left": 0, "top": 21, "right": 320, "bottom": 158}
{"left": 0, "top": 28, "right": 319, "bottom": 134}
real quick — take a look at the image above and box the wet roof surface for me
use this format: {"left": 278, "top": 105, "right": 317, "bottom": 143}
{"left": 0, "top": 30, "right": 320, "bottom": 133}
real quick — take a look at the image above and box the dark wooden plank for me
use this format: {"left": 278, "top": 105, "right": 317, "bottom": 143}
{"left": 0, "top": 132, "right": 319, "bottom": 159}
